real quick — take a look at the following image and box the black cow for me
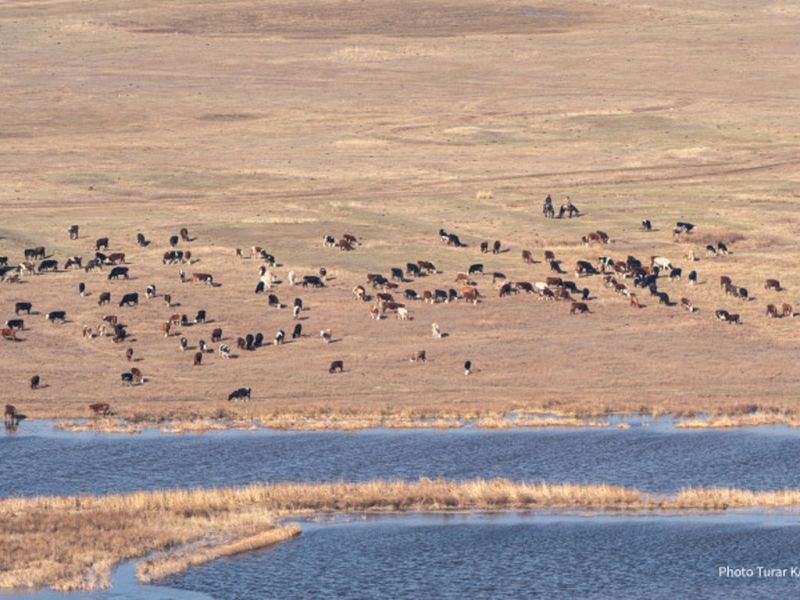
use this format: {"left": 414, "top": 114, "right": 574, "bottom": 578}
{"left": 119, "top": 293, "right": 139, "bottom": 307}
{"left": 254, "top": 332, "right": 264, "bottom": 347}
{"left": 15, "top": 302, "right": 32, "bottom": 315}
{"left": 5, "top": 319, "right": 23, "bottom": 330}
{"left": 121, "top": 372, "right": 134, "bottom": 385}
{"left": 245, "top": 334, "right": 254, "bottom": 350}
{"left": 95, "top": 237, "right": 109, "bottom": 251}
{"left": 641, "top": 219, "right": 652, "bottom": 231}
{"left": 434, "top": 289, "right": 448, "bottom": 303}
{"left": 688, "top": 271, "right": 697, "bottom": 285}
{"left": 169, "top": 235, "right": 179, "bottom": 247}
{"left": 406, "top": 263, "right": 421, "bottom": 277}
{"left": 391, "top": 268, "right": 404, "bottom": 282}
{"left": 255, "top": 281, "right": 265, "bottom": 294}
{"left": 404, "top": 289, "right": 418, "bottom": 301}
{"left": 37, "top": 259, "right": 58, "bottom": 273}
{"left": 292, "top": 323, "right": 302, "bottom": 339}
{"left": 45, "top": 310, "right": 66, "bottom": 323}
{"left": 658, "top": 292, "right": 671, "bottom": 306}
{"left": 137, "top": 233, "right": 149, "bottom": 247}
{"left": 302, "top": 275, "right": 324, "bottom": 288}
{"left": 448, "top": 233, "right": 464, "bottom": 247}
{"left": 228, "top": 387, "right": 251, "bottom": 401}
{"left": 268, "top": 294, "right": 281, "bottom": 308}
{"left": 108, "top": 266, "right": 129, "bottom": 280}
{"left": 468, "top": 263, "right": 484, "bottom": 276}
{"left": 669, "top": 267, "right": 682, "bottom": 280}
{"left": 195, "top": 310, "right": 207, "bottom": 324}
{"left": 329, "top": 360, "right": 344, "bottom": 373}
{"left": 448, "top": 288, "right": 458, "bottom": 302}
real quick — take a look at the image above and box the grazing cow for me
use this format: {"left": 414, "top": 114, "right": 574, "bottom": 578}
{"left": 679, "top": 297, "right": 695, "bottom": 312}
{"left": 89, "top": 403, "right": 111, "bottom": 416}
{"left": 1, "top": 327, "right": 16, "bottom": 341}
{"left": 674, "top": 222, "right": 694, "bottom": 235}
{"left": 126, "top": 348, "right": 134, "bottom": 362}
{"left": 112, "top": 324, "right": 127, "bottom": 343}
{"left": 198, "top": 339, "right": 209, "bottom": 353}
{"left": 329, "top": 360, "right": 344, "bottom": 374}
{"left": 119, "top": 293, "right": 138, "bottom": 307}
{"left": 522, "top": 250, "right": 534, "bottom": 264}
{"left": 320, "top": 329, "right": 332, "bottom": 343}
{"left": 37, "top": 259, "right": 58, "bottom": 273}
{"left": 498, "top": 283, "right": 517, "bottom": 297}
{"left": 108, "top": 253, "right": 125, "bottom": 265}
{"left": 353, "top": 285, "right": 367, "bottom": 301}
{"left": 391, "top": 267, "right": 404, "bottom": 282}
{"left": 302, "top": 275, "right": 325, "bottom": 288}
{"left": 82, "top": 325, "right": 94, "bottom": 338}
{"left": 192, "top": 273, "right": 213, "bottom": 285}
{"left": 235, "top": 337, "right": 246, "bottom": 350}
{"left": 546, "top": 277, "right": 563, "bottom": 288}
{"left": 727, "top": 313, "right": 742, "bottom": 325}
{"left": 377, "top": 292, "right": 394, "bottom": 303}
{"left": 4, "top": 404, "right": 17, "bottom": 424}
{"left": 180, "top": 337, "right": 189, "bottom": 351}
{"left": 468, "top": 264, "right": 484, "bottom": 277}
{"left": 397, "top": 307, "right": 409, "bottom": 320}
{"left": 549, "top": 260, "right": 564, "bottom": 274}
{"left": 219, "top": 344, "right": 231, "bottom": 358}
{"left": 417, "top": 261, "right": 437, "bottom": 274}
{"left": 720, "top": 276, "right": 732, "bottom": 289}
{"left": 492, "top": 240, "right": 501, "bottom": 254}
{"left": 193, "top": 351, "right": 203, "bottom": 366}
{"left": 337, "top": 238, "right": 354, "bottom": 251}
{"left": 765, "top": 279, "right": 782, "bottom": 292}
{"left": 448, "top": 288, "right": 458, "bottom": 303}
{"left": 461, "top": 288, "right": 480, "bottom": 304}
{"left": 406, "top": 263, "right": 421, "bottom": 277}
{"left": 130, "top": 368, "right": 144, "bottom": 386}
{"left": 211, "top": 328, "right": 223, "bottom": 342}
{"left": 782, "top": 303, "right": 794, "bottom": 317}
{"left": 651, "top": 256, "right": 672, "bottom": 271}
{"left": 258, "top": 251, "right": 274, "bottom": 266}
{"left": 108, "top": 266, "right": 129, "bottom": 280}
{"left": 370, "top": 305, "right": 381, "bottom": 320}
{"left": 163, "top": 250, "right": 183, "bottom": 264}
{"left": 179, "top": 270, "right": 186, "bottom": 283}
{"left": 464, "top": 360, "right": 472, "bottom": 376}
{"left": 706, "top": 245, "right": 717, "bottom": 257}
{"left": 657, "top": 292, "right": 671, "bottom": 306}
{"left": 410, "top": 350, "right": 427, "bottom": 363}
{"left": 137, "top": 233, "right": 148, "bottom": 247}
{"left": 45, "top": 310, "right": 66, "bottom": 323}
{"left": 766, "top": 304, "right": 780, "bottom": 318}
{"left": 717, "top": 242, "right": 729, "bottom": 255}
{"left": 715, "top": 309, "right": 731, "bottom": 322}
{"left": 544, "top": 250, "right": 556, "bottom": 263}
{"left": 78, "top": 282, "right": 86, "bottom": 296}
{"left": 146, "top": 284, "right": 156, "bottom": 299}
{"left": 83, "top": 259, "right": 102, "bottom": 272}
{"left": 480, "top": 241, "right": 489, "bottom": 253}
{"left": 688, "top": 271, "right": 697, "bottom": 285}
{"left": 163, "top": 294, "right": 172, "bottom": 307}
{"left": 180, "top": 227, "right": 190, "bottom": 242}
{"left": 439, "top": 228, "right": 449, "bottom": 243}
{"left": 169, "top": 235, "right": 179, "bottom": 248}
{"left": 95, "top": 252, "right": 109, "bottom": 264}
{"left": 576, "top": 260, "right": 598, "bottom": 277}
{"left": 64, "top": 256, "right": 82, "bottom": 270}
{"left": 15, "top": 302, "right": 32, "bottom": 315}
{"left": 492, "top": 272, "right": 507, "bottom": 285}
{"left": 323, "top": 235, "right": 336, "bottom": 247}
{"left": 268, "top": 294, "right": 282, "bottom": 309}
{"left": 433, "top": 290, "right": 448, "bottom": 303}
{"left": 274, "top": 329, "right": 285, "bottom": 345}
{"left": 95, "top": 237, "right": 109, "bottom": 251}
{"left": 195, "top": 310, "right": 207, "bottom": 324}
{"left": 121, "top": 372, "right": 134, "bottom": 386}
{"left": 570, "top": 302, "right": 590, "bottom": 315}
{"left": 228, "top": 387, "right": 251, "bottom": 401}
{"left": 343, "top": 234, "right": 359, "bottom": 246}
{"left": 669, "top": 267, "right": 682, "bottom": 280}
{"left": 292, "top": 323, "right": 302, "bottom": 338}
{"left": 162, "top": 321, "right": 172, "bottom": 337}
{"left": 447, "top": 233, "right": 464, "bottom": 247}
{"left": 255, "top": 281, "right": 265, "bottom": 294}
{"left": 69, "top": 225, "right": 79, "bottom": 239}
{"left": 103, "top": 315, "right": 119, "bottom": 325}
{"left": 641, "top": 220, "right": 652, "bottom": 232}
{"left": 432, "top": 323, "right": 442, "bottom": 338}
{"left": 516, "top": 281, "right": 534, "bottom": 294}
{"left": 25, "top": 247, "right": 46, "bottom": 260}
{"left": 736, "top": 287, "right": 749, "bottom": 300}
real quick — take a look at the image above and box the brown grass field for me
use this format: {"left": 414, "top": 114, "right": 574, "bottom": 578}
{"left": 1, "top": 0, "right": 800, "bottom": 425}
{"left": 5, "top": 477, "right": 800, "bottom": 591}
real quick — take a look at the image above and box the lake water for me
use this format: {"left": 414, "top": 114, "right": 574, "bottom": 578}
{"left": 11, "top": 513, "right": 800, "bottom": 600}
{"left": 2, "top": 420, "right": 800, "bottom": 497}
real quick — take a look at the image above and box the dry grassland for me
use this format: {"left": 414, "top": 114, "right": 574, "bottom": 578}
{"left": 1, "top": 0, "right": 799, "bottom": 424}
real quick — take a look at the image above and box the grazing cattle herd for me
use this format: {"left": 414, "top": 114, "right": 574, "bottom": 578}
{"left": 0, "top": 199, "right": 798, "bottom": 423}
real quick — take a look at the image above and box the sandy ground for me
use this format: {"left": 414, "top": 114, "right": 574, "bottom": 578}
{"left": 1, "top": 0, "right": 799, "bottom": 421}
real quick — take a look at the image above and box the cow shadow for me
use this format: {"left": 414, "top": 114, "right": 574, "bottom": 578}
{"left": 327, "top": 338, "right": 344, "bottom": 344}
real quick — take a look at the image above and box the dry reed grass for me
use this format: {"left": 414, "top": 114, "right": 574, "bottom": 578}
{"left": 675, "top": 413, "right": 800, "bottom": 429}
{"left": 4, "top": 478, "right": 800, "bottom": 592}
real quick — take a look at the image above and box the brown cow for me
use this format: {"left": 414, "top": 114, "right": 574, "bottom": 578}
{"left": 369, "top": 305, "right": 381, "bottom": 320}
{"left": 546, "top": 277, "right": 563, "bottom": 287}
{"left": 164, "top": 294, "right": 172, "bottom": 307}
{"left": 89, "top": 402, "right": 111, "bottom": 416}
{"left": 570, "top": 302, "right": 590, "bottom": 315}
{"left": 329, "top": 360, "right": 344, "bottom": 374}
{"left": 4, "top": 404, "right": 16, "bottom": 424}
{"left": 727, "top": 313, "right": 742, "bottom": 325}
{"left": 98, "top": 291, "right": 111, "bottom": 305}
{"left": 180, "top": 227, "right": 190, "bottom": 242}
{"left": 381, "top": 301, "right": 405, "bottom": 313}
{"left": 126, "top": 348, "right": 134, "bottom": 362}
{"left": 782, "top": 303, "right": 794, "bottom": 318}
{"left": 69, "top": 225, "right": 79, "bottom": 240}
{"left": 343, "top": 233, "right": 359, "bottom": 246}
{"left": 410, "top": 350, "right": 427, "bottom": 363}
{"left": 237, "top": 337, "right": 246, "bottom": 349}
{"left": 461, "top": 288, "right": 480, "bottom": 304}
{"left": 169, "top": 313, "right": 182, "bottom": 325}
{"left": 596, "top": 231, "right": 609, "bottom": 243}
{"left": 765, "top": 279, "right": 782, "bottom": 291}
{"left": 522, "top": 250, "right": 534, "bottom": 264}
{"left": 192, "top": 273, "right": 213, "bottom": 285}
{"left": 455, "top": 272, "right": 474, "bottom": 284}
{"left": 376, "top": 293, "right": 394, "bottom": 302}
{"left": 544, "top": 250, "right": 555, "bottom": 262}
{"left": 337, "top": 239, "right": 354, "bottom": 251}
{"left": 1, "top": 327, "right": 16, "bottom": 341}
{"left": 108, "top": 253, "right": 126, "bottom": 265}
{"left": 417, "top": 261, "right": 437, "bottom": 274}
{"left": 720, "top": 276, "right": 732, "bottom": 289}
{"left": 103, "top": 315, "right": 118, "bottom": 325}
{"left": 162, "top": 321, "right": 172, "bottom": 337}
{"left": 193, "top": 351, "right": 203, "bottom": 366}
{"left": 766, "top": 304, "right": 780, "bottom": 318}
{"left": 211, "top": 328, "right": 223, "bottom": 342}
{"left": 680, "top": 297, "right": 695, "bottom": 312}
{"left": 353, "top": 285, "right": 367, "bottom": 301}
{"left": 131, "top": 368, "right": 143, "bottom": 384}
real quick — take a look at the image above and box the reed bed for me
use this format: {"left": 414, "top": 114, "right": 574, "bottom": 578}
{"left": 676, "top": 413, "right": 800, "bottom": 429}
{"left": 4, "top": 478, "right": 800, "bottom": 592}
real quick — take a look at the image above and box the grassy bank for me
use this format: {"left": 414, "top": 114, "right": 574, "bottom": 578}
{"left": 4, "top": 478, "right": 800, "bottom": 591}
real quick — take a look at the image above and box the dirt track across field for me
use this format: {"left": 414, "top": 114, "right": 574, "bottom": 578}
{"left": 1, "top": 0, "right": 799, "bottom": 423}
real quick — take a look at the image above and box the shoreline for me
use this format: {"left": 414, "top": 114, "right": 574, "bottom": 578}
{"left": 8, "top": 410, "right": 800, "bottom": 434}
{"left": 4, "top": 479, "right": 800, "bottom": 592}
